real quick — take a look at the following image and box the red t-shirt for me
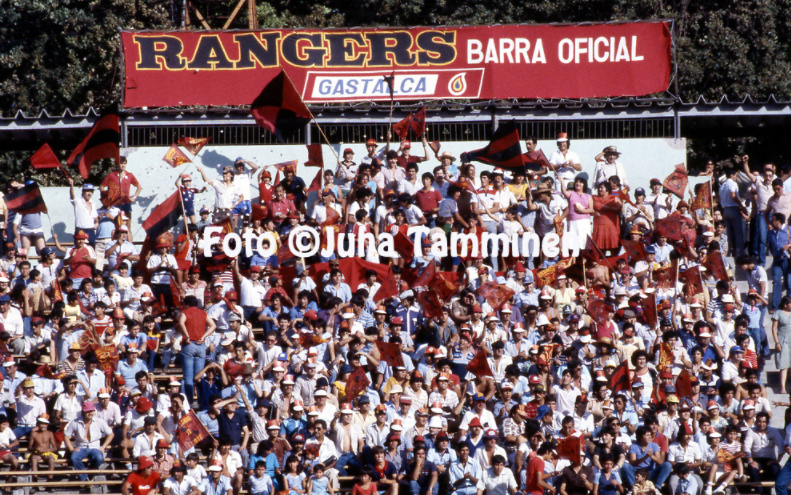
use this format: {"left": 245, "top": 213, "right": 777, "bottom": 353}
{"left": 125, "top": 471, "right": 161, "bottom": 495}
{"left": 101, "top": 171, "right": 139, "bottom": 203}
{"left": 527, "top": 456, "right": 545, "bottom": 495}
{"left": 352, "top": 483, "right": 378, "bottom": 495}
{"left": 396, "top": 156, "right": 420, "bottom": 170}
{"left": 414, "top": 189, "right": 442, "bottom": 214}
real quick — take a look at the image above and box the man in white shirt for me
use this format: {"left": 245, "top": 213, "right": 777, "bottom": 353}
{"left": 646, "top": 178, "right": 674, "bottom": 220}
{"left": 593, "top": 146, "right": 629, "bottom": 189}
{"left": 742, "top": 156, "right": 775, "bottom": 265}
{"left": 481, "top": 455, "right": 518, "bottom": 495}
{"left": 548, "top": 133, "right": 582, "bottom": 192}
{"left": 63, "top": 401, "right": 114, "bottom": 481}
{"left": 720, "top": 167, "right": 746, "bottom": 257}
{"left": 68, "top": 179, "right": 99, "bottom": 245}
{"left": 0, "top": 294, "right": 24, "bottom": 354}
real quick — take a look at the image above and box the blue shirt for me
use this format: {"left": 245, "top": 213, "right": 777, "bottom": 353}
{"left": 200, "top": 475, "right": 232, "bottom": 495}
{"left": 218, "top": 410, "right": 247, "bottom": 445}
{"left": 768, "top": 226, "right": 791, "bottom": 258}
{"left": 628, "top": 442, "right": 661, "bottom": 469}
{"left": 197, "top": 378, "right": 222, "bottom": 411}
{"left": 117, "top": 359, "right": 148, "bottom": 385}
{"left": 197, "top": 410, "right": 220, "bottom": 437}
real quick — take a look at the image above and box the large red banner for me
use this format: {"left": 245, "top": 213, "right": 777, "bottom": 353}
{"left": 121, "top": 22, "right": 671, "bottom": 108}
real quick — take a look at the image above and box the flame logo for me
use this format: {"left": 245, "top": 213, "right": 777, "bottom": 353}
{"left": 448, "top": 73, "right": 467, "bottom": 96}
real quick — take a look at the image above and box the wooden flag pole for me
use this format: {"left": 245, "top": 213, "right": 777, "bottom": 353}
{"left": 279, "top": 67, "right": 340, "bottom": 164}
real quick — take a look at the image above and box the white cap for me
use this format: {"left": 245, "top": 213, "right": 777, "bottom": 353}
{"left": 389, "top": 384, "right": 403, "bottom": 394}
{"left": 208, "top": 465, "right": 223, "bottom": 472}
{"left": 721, "top": 294, "right": 735, "bottom": 303}
{"left": 429, "top": 417, "right": 443, "bottom": 429}
{"left": 314, "top": 390, "right": 328, "bottom": 397}
{"left": 273, "top": 365, "right": 286, "bottom": 372}
{"left": 536, "top": 314, "right": 551, "bottom": 327}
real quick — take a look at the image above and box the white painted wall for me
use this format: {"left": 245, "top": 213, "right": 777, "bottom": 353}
{"left": 37, "top": 137, "right": 688, "bottom": 247}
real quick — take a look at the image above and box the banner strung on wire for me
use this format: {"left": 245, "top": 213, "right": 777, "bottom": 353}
{"left": 122, "top": 22, "right": 672, "bottom": 107}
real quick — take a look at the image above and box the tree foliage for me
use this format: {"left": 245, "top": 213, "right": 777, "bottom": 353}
{"left": 1, "top": 0, "right": 790, "bottom": 179}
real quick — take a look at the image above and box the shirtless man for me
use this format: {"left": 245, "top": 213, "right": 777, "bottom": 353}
{"left": 28, "top": 414, "right": 57, "bottom": 479}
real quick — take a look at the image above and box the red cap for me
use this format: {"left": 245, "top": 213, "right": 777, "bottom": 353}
{"left": 137, "top": 456, "right": 154, "bottom": 470}
{"left": 468, "top": 417, "right": 482, "bottom": 428}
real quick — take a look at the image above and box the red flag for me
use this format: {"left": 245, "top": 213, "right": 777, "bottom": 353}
{"left": 656, "top": 215, "right": 683, "bottom": 241}
{"left": 393, "top": 230, "right": 415, "bottom": 261}
{"left": 640, "top": 292, "right": 658, "bottom": 328}
{"left": 410, "top": 107, "right": 426, "bottom": 137}
{"left": 178, "top": 136, "right": 211, "bottom": 156}
{"left": 617, "top": 189, "right": 637, "bottom": 208}
{"left": 30, "top": 143, "right": 61, "bottom": 170}
{"left": 477, "top": 282, "right": 515, "bottom": 310}
{"left": 465, "top": 349, "right": 494, "bottom": 377}
{"left": 269, "top": 160, "right": 298, "bottom": 172}
{"left": 67, "top": 113, "right": 120, "bottom": 179}
{"left": 679, "top": 265, "right": 704, "bottom": 297}
{"left": 675, "top": 369, "right": 693, "bottom": 399}
{"left": 162, "top": 144, "right": 192, "bottom": 167}
{"left": 690, "top": 181, "right": 713, "bottom": 210}
{"left": 580, "top": 236, "right": 603, "bottom": 264}
{"left": 223, "top": 359, "right": 246, "bottom": 380}
{"left": 427, "top": 272, "right": 460, "bottom": 301}
{"left": 609, "top": 360, "right": 631, "bottom": 394}
{"left": 277, "top": 243, "right": 296, "bottom": 264}
{"left": 176, "top": 410, "right": 211, "bottom": 452}
{"left": 413, "top": 260, "right": 436, "bottom": 288}
{"left": 376, "top": 341, "right": 405, "bottom": 368}
{"left": 4, "top": 182, "right": 47, "bottom": 214}
{"left": 702, "top": 252, "right": 729, "bottom": 282}
{"left": 663, "top": 163, "right": 688, "bottom": 199}
{"left": 52, "top": 277, "right": 64, "bottom": 303}
{"left": 251, "top": 71, "right": 311, "bottom": 142}
{"left": 587, "top": 299, "right": 614, "bottom": 327}
{"left": 620, "top": 239, "right": 646, "bottom": 262}
{"left": 521, "top": 150, "right": 550, "bottom": 171}
{"left": 393, "top": 113, "right": 413, "bottom": 141}
{"left": 428, "top": 140, "right": 441, "bottom": 155}
{"left": 345, "top": 367, "right": 370, "bottom": 400}
{"left": 374, "top": 268, "right": 400, "bottom": 302}
{"left": 304, "top": 144, "right": 323, "bottom": 167}
{"left": 654, "top": 259, "right": 678, "bottom": 290}
{"left": 307, "top": 167, "right": 324, "bottom": 193}
{"left": 170, "top": 277, "right": 182, "bottom": 308}
{"left": 534, "top": 258, "right": 574, "bottom": 287}
{"left": 557, "top": 435, "right": 583, "bottom": 465}
{"left": 417, "top": 290, "right": 444, "bottom": 318}
{"left": 142, "top": 190, "right": 182, "bottom": 240}
{"left": 461, "top": 121, "right": 523, "bottom": 169}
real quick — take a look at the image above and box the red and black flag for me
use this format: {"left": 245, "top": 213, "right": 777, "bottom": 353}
{"left": 654, "top": 259, "right": 678, "bottom": 290}
{"left": 4, "top": 182, "right": 47, "bottom": 214}
{"left": 522, "top": 149, "right": 550, "bottom": 171}
{"left": 656, "top": 214, "right": 683, "bottom": 241}
{"left": 557, "top": 435, "right": 583, "bottom": 465}
{"left": 609, "top": 359, "right": 631, "bottom": 394}
{"left": 178, "top": 136, "right": 211, "bottom": 156}
{"left": 393, "top": 113, "right": 413, "bottom": 141}
{"left": 620, "top": 239, "right": 646, "bottom": 262}
{"left": 465, "top": 349, "right": 494, "bottom": 377}
{"left": 640, "top": 292, "right": 658, "bottom": 328}
{"left": 428, "top": 140, "right": 441, "bottom": 155}
{"left": 142, "top": 190, "right": 182, "bottom": 241}
{"left": 690, "top": 181, "right": 713, "bottom": 210}
{"left": 410, "top": 107, "right": 426, "bottom": 137}
{"left": 461, "top": 121, "right": 523, "bottom": 169}
{"left": 417, "top": 290, "right": 444, "bottom": 319}
{"left": 587, "top": 298, "right": 614, "bottom": 327}
{"left": 477, "top": 281, "right": 515, "bottom": 310}
{"left": 304, "top": 144, "right": 323, "bottom": 167}
{"left": 251, "top": 71, "right": 311, "bottom": 142}
{"left": 67, "top": 113, "right": 120, "bottom": 179}
{"left": 679, "top": 265, "right": 704, "bottom": 297}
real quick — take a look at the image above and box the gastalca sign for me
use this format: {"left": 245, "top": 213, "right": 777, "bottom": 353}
{"left": 121, "top": 21, "right": 671, "bottom": 107}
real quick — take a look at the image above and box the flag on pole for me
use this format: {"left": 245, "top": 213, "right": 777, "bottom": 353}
{"left": 178, "top": 136, "right": 211, "bottom": 156}
{"left": 304, "top": 144, "right": 323, "bottom": 167}
{"left": 163, "top": 144, "right": 192, "bottom": 167}
{"left": 465, "top": 349, "right": 494, "bottom": 377}
{"left": 345, "top": 367, "right": 370, "bottom": 400}
{"left": 376, "top": 341, "right": 405, "bottom": 367}
{"left": 4, "top": 182, "right": 47, "bottom": 214}
{"left": 609, "top": 360, "right": 631, "bottom": 394}
{"left": 306, "top": 168, "right": 323, "bottom": 193}
{"left": 702, "top": 252, "right": 729, "bottom": 282}
{"left": 410, "top": 107, "right": 426, "bottom": 137}
{"left": 662, "top": 163, "right": 688, "bottom": 199}
{"left": 461, "top": 121, "right": 523, "bottom": 169}
{"left": 393, "top": 113, "right": 413, "bottom": 141}
{"left": 690, "top": 181, "right": 713, "bottom": 210}
{"left": 428, "top": 140, "right": 441, "bottom": 155}
{"left": 142, "top": 190, "right": 182, "bottom": 240}
{"left": 29, "top": 144, "right": 61, "bottom": 170}
{"left": 67, "top": 113, "right": 120, "bottom": 179}
{"left": 251, "top": 71, "right": 311, "bottom": 142}
{"left": 522, "top": 149, "right": 550, "bottom": 171}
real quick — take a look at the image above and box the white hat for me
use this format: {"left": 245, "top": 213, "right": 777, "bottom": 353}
{"left": 98, "top": 391, "right": 111, "bottom": 399}
{"left": 208, "top": 465, "right": 223, "bottom": 472}
{"left": 721, "top": 294, "right": 735, "bottom": 303}
{"left": 400, "top": 290, "right": 414, "bottom": 299}
{"left": 580, "top": 334, "right": 592, "bottom": 343}
{"left": 429, "top": 417, "right": 443, "bottom": 429}
{"left": 536, "top": 314, "right": 551, "bottom": 327}
{"left": 698, "top": 331, "right": 712, "bottom": 339}
{"left": 221, "top": 336, "right": 236, "bottom": 346}
{"left": 273, "top": 365, "right": 286, "bottom": 372}
{"left": 314, "top": 390, "right": 328, "bottom": 397}
{"left": 341, "top": 405, "right": 354, "bottom": 414}
{"left": 614, "top": 287, "right": 628, "bottom": 296}
{"left": 389, "top": 384, "right": 403, "bottom": 394}
{"left": 709, "top": 432, "right": 722, "bottom": 438}
{"left": 487, "top": 315, "right": 498, "bottom": 322}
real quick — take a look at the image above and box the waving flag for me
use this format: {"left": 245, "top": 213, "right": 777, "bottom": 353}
{"left": 428, "top": 273, "right": 460, "bottom": 301}
{"left": 679, "top": 265, "right": 704, "bottom": 296}
{"left": 428, "top": 140, "right": 441, "bottom": 155}
{"left": 465, "top": 349, "right": 494, "bottom": 377}
{"left": 142, "top": 190, "right": 182, "bottom": 240}
{"left": 702, "top": 252, "right": 729, "bottom": 281}
{"left": 410, "top": 107, "right": 426, "bottom": 137}
{"left": 393, "top": 112, "right": 413, "bottom": 141}
{"left": 653, "top": 260, "right": 678, "bottom": 290}
{"left": 4, "top": 182, "right": 47, "bottom": 214}
{"left": 345, "top": 367, "right": 370, "bottom": 400}
{"left": 376, "top": 341, "right": 405, "bottom": 368}
{"left": 299, "top": 333, "right": 329, "bottom": 348}
{"left": 461, "top": 121, "right": 523, "bottom": 169}
{"left": 640, "top": 292, "right": 658, "bottom": 328}
{"left": 178, "top": 136, "right": 211, "bottom": 156}
{"left": 656, "top": 215, "right": 683, "bottom": 241}
{"left": 67, "top": 113, "right": 120, "bottom": 179}
{"left": 522, "top": 149, "right": 550, "bottom": 172}
{"left": 587, "top": 298, "right": 613, "bottom": 327}
{"left": 477, "top": 282, "right": 515, "bottom": 310}
{"left": 620, "top": 239, "right": 646, "bottom": 262}
{"left": 662, "top": 163, "right": 688, "bottom": 199}
{"left": 176, "top": 411, "right": 211, "bottom": 452}
{"left": 29, "top": 144, "right": 61, "bottom": 170}
{"left": 417, "top": 290, "right": 444, "bottom": 319}
{"left": 557, "top": 435, "right": 583, "bottom": 465}
{"left": 304, "top": 144, "right": 323, "bottom": 167}
{"left": 413, "top": 260, "right": 436, "bottom": 288}
{"left": 251, "top": 71, "right": 311, "bottom": 142}
{"left": 163, "top": 144, "right": 192, "bottom": 167}
{"left": 690, "top": 181, "right": 713, "bottom": 210}
{"left": 609, "top": 360, "right": 631, "bottom": 394}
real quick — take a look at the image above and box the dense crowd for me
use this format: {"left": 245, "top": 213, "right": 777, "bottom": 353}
{"left": 2, "top": 132, "right": 791, "bottom": 495}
